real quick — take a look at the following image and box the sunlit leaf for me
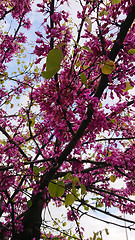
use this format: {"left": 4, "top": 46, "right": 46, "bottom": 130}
{"left": 96, "top": 201, "right": 103, "bottom": 208}
{"left": 48, "top": 180, "right": 65, "bottom": 197}
{"left": 123, "top": 82, "right": 134, "bottom": 92}
{"left": 16, "top": 96, "right": 20, "bottom": 99}
{"left": 33, "top": 166, "right": 46, "bottom": 175}
{"left": 83, "top": 205, "right": 89, "bottom": 211}
{"left": 128, "top": 49, "right": 135, "bottom": 54}
{"left": 56, "top": 42, "right": 66, "bottom": 48}
{"left": 63, "top": 222, "right": 66, "bottom": 227}
{"left": 33, "top": 166, "right": 39, "bottom": 174}
{"left": 41, "top": 48, "right": 63, "bottom": 79}
{"left": 30, "top": 115, "right": 37, "bottom": 127}
{"left": 28, "top": 145, "right": 34, "bottom": 150}
{"left": 99, "top": 11, "right": 108, "bottom": 17}
{"left": 111, "top": 0, "right": 121, "bottom": 4}
{"left": 41, "top": 69, "right": 59, "bottom": 79}
{"left": 73, "top": 39, "right": 81, "bottom": 48}
{"left": 80, "top": 72, "right": 88, "bottom": 88}
{"left": 80, "top": 184, "right": 86, "bottom": 195}
{"left": 110, "top": 175, "right": 116, "bottom": 182}
{"left": 72, "top": 187, "right": 77, "bottom": 199}
{"left": 39, "top": 166, "right": 46, "bottom": 172}
{"left": 76, "top": 61, "right": 81, "bottom": 67}
{"left": 101, "top": 59, "right": 115, "bottom": 75}
{"left": 85, "top": 16, "right": 92, "bottom": 32}
{"left": 17, "top": 59, "right": 20, "bottom": 65}
{"left": 65, "top": 194, "right": 75, "bottom": 205}
{"left": 63, "top": 173, "right": 72, "bottom": 180}
{"left": 24, "top": 65, "right": 27, "bottom": 70}
{"left": 82, "top": 45, "right": 92, "bottom": 53}
{"left": 72, "top": 176, "right": 80, "bottom": 184}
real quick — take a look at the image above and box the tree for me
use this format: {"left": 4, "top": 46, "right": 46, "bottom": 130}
{"left": 0, "top": 0, "right": 135, "bottom": 239}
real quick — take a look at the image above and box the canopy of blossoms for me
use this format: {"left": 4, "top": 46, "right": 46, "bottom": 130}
{"left": 0, "top": 0, "right": 135, "bottom": 239}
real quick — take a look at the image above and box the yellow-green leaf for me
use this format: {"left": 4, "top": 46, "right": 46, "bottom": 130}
{"left": 65, "top": 194, "right": 75, "bottom": 205}
{"left": 80, "top": 72, "right": 88, "bottom": 88}
{"left": 72, "top": 176, "right": 80, "bottom": 184}
{"left": 48, "top": 180, "right": 65, "bottom": 197}
{"left": 111, "top": 0, "right": 121, "bottom": 4}
{"left": 33, "top": 166, "right": 46, "bottom": 175}
{"left": 123, "top": 82, "right": 134, "bottom": 92}
{"left": 99, "top": 11, "right": 108, "bottom": 17}
{"left": 33, "top": 166, "right": 39, "bottom": 175}
{"left": 76, "top": 61, "right": 81, "bottom": 67}
{"left": 41, "top": 48, "right": 63, "bottom": 79}
{"left": 24, "top": 65, "right": 27, "bottom": 70}
{"left": 101, "top": 59, "right": 115, "bottom": 75}
{"left": 42, "top": 69, "right": 59, "bottom": 79}
{"left": 128, "top": 49, "right": 135, "bottom": 54}
{"left": 85, "top": 16, "right": 92, "bottom": 32}
{"left": 83, "top": 205, "right": 89, "bottom": 211}
{"left": 56, "top": 42, "right": 66, "bottom": 48}
{"left": 110, "top": 175, "right": 116, "bottom": 183}
{"left": 82, "top": 45, "right": 92, "bottom": 53}
{"left": 80, "top": 184, "right": 86, "bottom": 195}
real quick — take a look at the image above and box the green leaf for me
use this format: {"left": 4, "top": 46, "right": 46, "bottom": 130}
{"left": 56, "top": 42, "right": 66, "bottom": 48}
{"left": 72, "top": 187, "right": 77, "bottom": 199}
{"left": 65, "top": 194, "right": 75, "bottom": 205}
{"left": 123, "top": 82, "right": 133, "bottom": 92}
{"left": 76, "top": 60, "right": 81, "bottom": 67}
{"left": 39, "top": 166, "right": 46, "bottom": 172}
{"left": 63, "top": 173, "right": 72, "bottom": 180}
{"left": 111, "top": 0, "right": 121, "bottom": 4}
{"left": 16, "top": 96, "right": 20, "bottom": 99}
{"left": 82, "top": 45, "right": 92, "bottom": 53}
{"left": 62, "top": 222, "right": 66, "bottom": 227}
{"left": 85, "top": 16, "right": 92, "bottom": 32}
{"left": 80, "top": 72, "right": 88, "bottom": 88}
{"left": 46, "top": 48, "right": 63, "bottom": 69}
{"left": 24, "top": 65, "right": 27, "bottom": 70}
{"left": 96, "top": 202, "right": 103, "bottom": 208}
{"left": 105, "top": 228, "right": 109, "bottom": 235}
{"left": 72, "top": 176, "right": 80, "bottom": 184}
{"left": 41, "top": 69, "right": 58, "bottom": 79}
{"left": 128, "top": 49, "right": 135, "bottom": 54}
{"left": 83, "top": 205, "right": 89, "bottom": 211}
{"left": 30, "top": 115, "right": 36, "bottom": 127}
{"left": 33, "top": 166, "right": 39, "bottom": 175}
{"left": 73, "top": 39, "right": 81, "bottom": 48}
{"left": 101, "top": 59, "right": 115, "bottom": 75}
{"left": 41, "top": 48, "right": 63, "bottom": 79}
{"left": 27, "top": 200, "right": 32, "bottom": 208}
{"left": 80, "top": 184, "right": 86, "bottom": 195}
{"left": 33, "top": 166, "right": 46, "bottom": 175}
{"left": 48, "top": 180, "right": 65, "bottom": 197}
{"left": 99, "top": 11, "right": 108, "bottom": 17}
